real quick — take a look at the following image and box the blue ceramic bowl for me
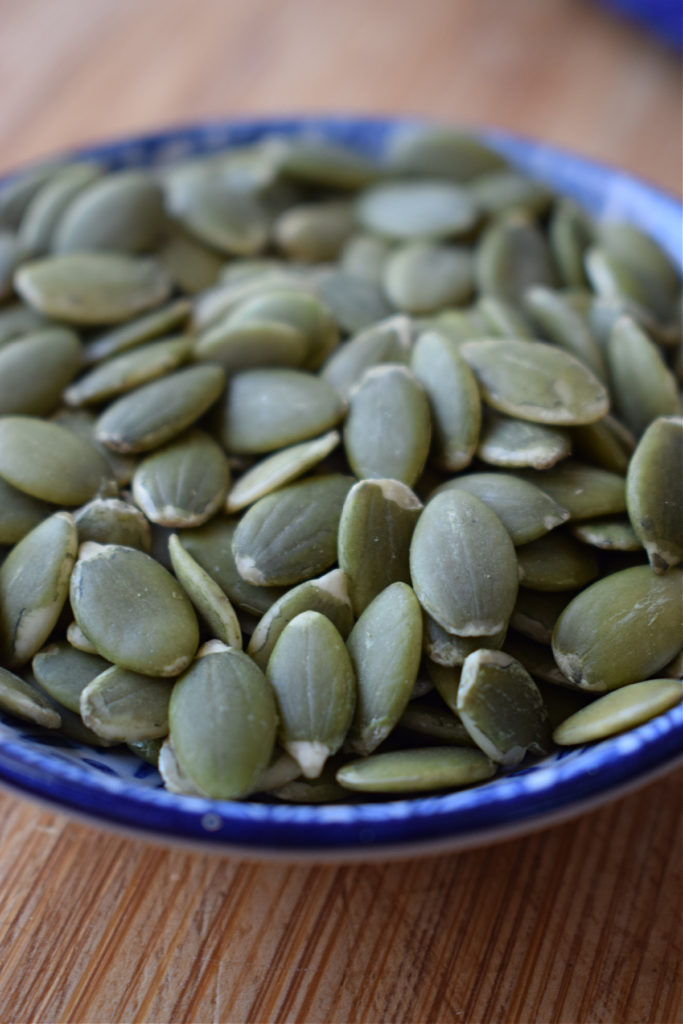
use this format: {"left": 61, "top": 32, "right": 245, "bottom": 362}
{"left": 0, "top": 117, "right": 681, "bottom": 860}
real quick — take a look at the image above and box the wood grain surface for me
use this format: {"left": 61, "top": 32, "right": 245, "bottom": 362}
{"left": 0, "top": 1, "right": 681, "bottom": 1022}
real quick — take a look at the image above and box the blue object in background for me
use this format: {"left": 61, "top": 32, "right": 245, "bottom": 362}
{"left": 598, "top": 0, "right": 683, "bottom": 50}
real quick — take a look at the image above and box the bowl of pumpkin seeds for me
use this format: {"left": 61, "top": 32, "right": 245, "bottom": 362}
{"left": 0, "top": 116, "right": 681, "bottom": 859}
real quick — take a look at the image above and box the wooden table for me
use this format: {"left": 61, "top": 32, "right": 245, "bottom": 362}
{"left": 1, "top": 2, "right": 681, "bottom": 1021}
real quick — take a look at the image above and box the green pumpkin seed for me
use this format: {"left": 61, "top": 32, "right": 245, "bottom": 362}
{"left": 73, "top": 497, "right": 151, "bottom": 551}
{"left": 159, "top": 219, "right": 224, "bottom": 294}
{"left": 0, "top": 232, "right": 23, "bottom": 300}
{"left": 388, "top": 126, "right": 506, "bottom": 181}
{"left": 65, "top": 335, "right": 192, "bottom": 407}
{"left": 398, "top": 702, "right": 474, "bottom": 746}
{"left": 475, "top": 216, "right": 557, "bottom": 303}
{"left": 127, "top": 738, "right": 163, "bottom": 766}
{"left": 254, "top": 749, "right": 302, "bottom": 793}
{"left": 607, "top": 316, "right": 680, "bottom": 437}
{"left": 477, "top": 412, "right": 571, "bottom": 469}
{"left": 598, "top": 222, "right": 679, "bottom": 324}
{"left": 356, "top": 180, "right": 479, "bottom": 241}
{"left": 553, "top": 678, "right": 683, "bottom": 745}
{"left": 173, "top": 183, "right": 269, "bottom": 257}
{"left": 572, "top": 415, "right": 635, "bottom": 474}
{"left": 552, "top": 565, "right": 683, "bottom": 691}
{"left": 233, "top": 474, "right": 352, "bottom": 586}
{"left": 346, "top": 582, "right": 422, "bottom": 755}
{"left": 52, "top": 407, "right": 137, "bottom": 488}
{"left": 247, "top": 568, "right": 353, "bottom": 671}
{"left": 168, "top": 534, "right": 242, "bottom": 649}
{"left": 15, "top": 253, "right": 171, "bottom": 325}
{"left": 271, "top": 760, "right": 348, "bottom": 803}
{"left": 469, "top": 171, "right": 553, "bottom": 218}
{"left": 410, "top": 331, "right": 481, "bottom": 471}
{"left": 523, "top": 285, "right": 607, "bottom": 380}
{"left": 570, "top": 516, "right": 641, "bottom": 551}
{"left": 536, "top": 680, "right": 591, "bottom": 731}
{"left": 433, "top": 471, "right": 569, "bottom": 545}
{"left": 169, "top": 642, "right": 277, "bottom": 798}
{"left": 17, "top": 162, "right": 102, "bottom": 255}
{"left": 216, "top": 367, "right": 344, "bottom": 455}
{"left": 0, "top": 512, "right": 77, "bottom": 667}
{"left": 54, "top": 171, "right": 165, "bottom": 254}
{"left": 519, "top": 460, "right": 626, "bottom": 520}
{"left": 457, "top": 649, "right": 551, "bottom": 765}
{"left": 226, "top": 430, "right": 339, "bottom": 513}
{"left": 0, "top": 665, "right": 61, "bottom": 728}
{"left": 425, "top": 660, "right": 462, "bottom": 712}
{"left": 383, "top": 242, "right": 473, "bottom": 314}
{"left": 80, "top": 666, "right": 173, "bottom": 742}
{"left": 178, "top": 517, "right": 285, "bottom": 617}
{"left": 0, "top": 161, "right": 66, "bottom": 231}
{"left": 516, "top": 530, "right": 600, "bottom": 590}
{"left": 66, "top": 620, "right": 99, "bottom": 654}
{"left": 510, "top": 588, "right": 574, "bottom": 645}
{"left": 70, "top": 542, "right": 199, "bottom": 677}
{"left": 0, "top": 416, "right": 114, "bottom": 505}
{"left": 0, "top": 328, "right": 82, "bottom": 416}
{"left": 504, "top": 631, "right": 575, "bottom": 688}
{"left": 32, "top": 641, "right": 110, "bottom": 712}
{"left": 311, "top": 267, "right": 394, "bottom": 334}
{"left": 267, "top": 610, "right": 356, "bottom": 777}
{"left": 85, "top": 298, "right": 191, "bottom": 364}
{"left": 428, "top": 306, "right": 490, "bottom": 345}
{"left": 274, "top": 200, "right": 354, "bottom": 262}
{"left": 340, "top": 233, "right": 392, "bottom": 282}
{"left": 336, "top": 746, "right": 496, "bottom": 793}
{"left": 95, "top": 364, "right": 225, "bottom": 454}
{"left": 423, "top": 614, "right": 506, "bottom": 667}
{"left": 344, "top": 364, "right": 431, "bottom": 486}
{"left": 158, "top": 736, "right": 208, "bottom": 796}
{"left": 195, "top": 320, "right": 308, "bottom": 371}
{"left": 0, "top": 477, "right": 51, "bottom": 545}
{"left": 226, "top": 287, "right": 339, "bottom": 371}
{"left": 460, "top": 339, "right": 608, "bottom": 425}
{"left": 477, "top": 295, "right": 534, "bottom": 339}
{"left": 626, "top": 415, "right": 683, "bottom": 572}
{"left": 278, "top": 138, "right": 380, "bottom": 189}
{"left": 0, "top": 303, "right": 46, "bottom": 348}
{"left": 132, "top": 429, "right": 230, "bottom": 528}
{"left": 410, "top": 489, "right": 518, "bottom": 636}
{"left": 321, "top": 315, "right": 414, "bottom": 398}
{"left": 548, "top": 199, "right": 593, "bottom": 288}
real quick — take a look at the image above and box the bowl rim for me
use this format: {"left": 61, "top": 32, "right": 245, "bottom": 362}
{"left": 1, "top": 114, "right": 681, "bottom": 858}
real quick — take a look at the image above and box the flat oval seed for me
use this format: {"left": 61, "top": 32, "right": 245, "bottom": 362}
{"left": 0, "top": 303, "right": 46, "bottom": 347}
{"left": 469, "top": 171, "right": 554, "bottom": 218}
{"left": 194, "top": 320, "right": 308, "bottom": 371}
{"left": 216, "top": 368, "right": 345, "bottom": 455}
{"left": 356, "top": 180, "right": 479, "bottom": 241}
{"left": 510, "top": 588, "right": 574, "bottom": 645}
{"left": 266, "top": 611, "right": 356, "bottom": 778}
{"left": 552, "top": 565, "right": 683, "bottom": 691}
{"left": 477, "top": 413, "right": 571, "bottom": 469}
{"left": 457, "top": 649, "right": 551, "bottom": 766}
{"left": 225, "top": 288, "right": 338, "bottom": 371}
{"left": 411, "top": 331, "right": 481, "bottom": 471}
{"left": 278, "top": 139, "right": 380, "bottom": 189}
{"left": 475, "top": 217, "right": 557, "bottom": 303}
{"left": 344, "top": 364, "right": 432, "bottom": 487}
{"left": 159, "top": 220, "right": 224, "bottom": 295}
{"left": 553, "top": 679, "right": 683, "bottom": 745}
{"left": 478, "top": 295, "right": 534, "bottom": 340}
{"left": 0, "top": 476, "right": 51, "bottom": 545}
{"left": 17, "top": 162, "right": 103, "bottom": 255}
{"left": 388, "top": 126, "right": 507, "bottom": 181}
{"left": 271, "top": 761, "right": 349, "bottom": 803}
{"left": 74, "top": 498, "right": 151, "bottom": 552}
{"left": 54, "top": 171, "right": 165, "bottom": 254}
{"left": 516, "top": 530, "right": 600, "bottom": 590}
{"left": 158, "top": 736, "right": 208, "bottom": 796}
{"left": 0, "top": 416, "right": 113, "bottom": 505}
{"left": 226, "top": 431, "right": 340, "bottom": 513}
{"left": 433, "top": 471, "right": 569, "bottom": 545}
{"left": 311, "top": 267, "right": 394, "bottom": 334}
{"left": 127, "top": 738, "right": 163, "bottom": 766}
{"left": 0, "top": 512, "right": 77, "bottom": 667}
{"left": 398, "top": 703, "right": 474, "bottom": 746}
{"left": 523, "top": 285, "right": 607, "bottom": 380}
{"left": 132, "top": 429, "right": 230, "bottom": 527}
{"left": 168, "top": 534, "right": 242, "bottom": 649}
{"left": 598, "top": 222, "right": 679, "bottom": 323}
{"left": 85, "top": 299, "right": 191, "bottom": 363}
{"left": 346, "top": 582, "right": 423, "bottom": 755}
{"left": 504, "top": 631, "right": 575, "bottom": 688}
{"left": 169, "top": 645, "right": 277, "bottom": 799}
{"left": 0, "top": 233, "right": 23, "bottom": 299}
{"left": 66, "top": 621, "right": 99, "bottom": 654}
{"left": 175, "top": 185, "right": 269, "bottom": 257}
{"left": 519, "top": 460, "right": 626, "bottom": 520}
{"left": 52, "top": 408, "right": 136, "bottom": 488}
{"left": 626, "top": 416, "right": 683, "bottom": 572}
{"left": 338, "top": 478, "right": 422, "bottom": 616}
{"left": 0, "top": 162, "right": 66, "bottom": 230}
{"left": 0, "top": 328, "right": 82, "bottom": 415}
{"left": 570, "top": 517, "right": 641, "bottom": 551}
{"left": 0, "top": 665, "right": 61, "bottom": 728}
{"left": 65, "top": 336, "right": 192, "bottom": 406}
{"left": 95, "top": 364, "right": 225, "bottom": 453}
{"left": 607, "top": 317, "right": 680, "bottom": 437}
{"left": 70, "top": 543, "right": 199, "bottom": 677}
{"left": 32, "top": 641, "right": 110, "bottom": 712}
{"left": 572, "top": 416, "right": 634, "bottom": 474}
{"left": 15, "top": 253, "right": 171, "bottom": 325}
{"left": 232, "top": 474, "right": 353, "bottom": 586}
{"left": 274, "top": 200, "right": 354, "bottom": 262}
{"left": 548, "top": 199, "right": 593, "bottom": 288}
{"left": 340, "top": 233, "right": 392, "bottom": 283}
{"left": 336, "top": 747, "right": 495, "bottom": 793}
{"left": 321, "top": 315, "right": 414, "bottom": 399}
{"left": 247, "top": 568, "right": 353, "bottom": 671}
{"left": 460, "top": 339, "right": 608, "bottom": 425}
{"left": 423, "top": 614, "right": 506, "bottom": 667}
{"left": 410, "top": 489, "right": 518, "bottom": 636}
{"left": 80, "top": 666, "right": 173, "bottom": 742}
{"left": 383, "top": 242, "right": 473, "bottom": 314}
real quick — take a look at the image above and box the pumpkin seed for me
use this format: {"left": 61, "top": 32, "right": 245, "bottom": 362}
{"left": 475, "top": 216, "right": 557, "bottom": 303}
{"left": 158, "top": 736, "right": 208, "bottom": 796}
{"left": 510, "top": 588, "right": 573, "bottom": 645}
{"left": 195, "top": 320, "right": 308, "bottom": 371}
{"left": 274, "top": 200, "right": 354, "bottom": 262}
{"left": 477, "top": 413, "right": 571, "bottom": 469}
{"left": 346, "top": 582, "right": 423, "bottom": 755}
{"left": 0, "top": 303, "right": 46, "bottom": 348}
{"left": 548, "top": 199, "right": 593, "bottom": 288}
{"left": 52, "top": 408, "right": 137, "bottom": 489}
{"left": 17, "top": 162, "right": 102, "bottom": 255}
{"left": 569, "top": 516, "right": 641, "bottom": 551}
{"left": 572, "top": 415, "right": 634, "bottom": 474}
{"left": 340, "top": 233, "right": 392, "bottom": 282}
{"left": 425, "top": 660, "right": 462, "bottom": 712}
{"left": 0, "top": 161, "right": 66, "bottom": 231}
{"left": 606, "top": 316, "right": 680, "bottom": 437}
{"left": 73, "top": 497, "right": 151, "bottom": 552}
{"left": 0, "top": 328, "right": 82, "bottom": 416}
{"left": 320, "top": 314, "right": 414, "bottom": 398}
{"left": 311, "top": 267, "right": 394, "bottom": 334}
{"left": 278, "top": 138, "right": 379, "bottom": 189}
{"left": 271, "top": 760, "right": 348, "bottom": 803}
{"left": 0, "top": 476, "right": 52, "bottom": 545}
{"left": 388, "top": 125, "right": 506, "bottom": 181}
{"left": 398, "top": 702, "right": 474, "bottom": 746}
{"left": 384, "top": 242, "right": 473, "bottom": 314}
{"left": 65, "top": 336, "right": 192, "bottom": 407}
{"left": 226, "top": 430, "right": 339, "bottom": 513}
{"left": 32, "top": 641, "right": 110, "bottom": 712}
{"left": 80, "top": 665, "right": 173, "bottom": 742}
{"left": 127, "top": 738, "right": 163, "bottom": 766}
{"left": 478, "top": 295, "right": 534, "bottom": 339}
{"left": 553, "top": 678, "right": 683, "bottom": 745}
{"left": 168, "top": 534, "right": 242, "bottom": 649}
{"left": 225, "top": 287, "right": 338, "bottom": 370}
{"left": 356, "top": 180, "right": 479, "bottom": 241}
{"left": 626, "top": 415, "right": 683, "bottom": 572}
{"left": 503, "top": 631, "right": 574, "bottom": 688}
{"left": 523, "top": 285, "right": 607, "bottom": 380}
{"left": 552, "top": 565, "right": 683, "bottom": 691}
{"left": 423, "top": 614, "right": 506, "bottom": 667}
{"left": 0, "top": 512, "right": 77, "bottom": 667}
{"left": 0, "top": 665, "right": 61, "bottom": 728}
{"left": 469, "top": 171, "right": 553, "bottom": 218}
{"left": 598, "top": 221, "right": 679, "bottom": 324}
{"left": 54, "top": 171, "right": 165, "bottom": 254}
{"left": 336, "top": 746, "right": 496, "bottom": 793}
{"left": 84, "top": 298, "right": 191, "bottom": 363}
{"left": 15, "top": 253, "right": 171, "bottom": 325}
{"left": 519, "top": 460, "right": 626, "bottom": 520}
{"left": 173, "top": 183, "right": 269, "bottom": 257}
{"left": 159, "top": 219, "right": 224, "bottom": 294}
{"left": 66, "top": 620, "right": 99, "bottom": 654}
{"left": 516, "top": 529, "right": 600, "bottom": 590}
{"left": 266, "top": 610, "right": 356, "bottom": 777}
{"left": 70, "top": 542, "right": 199, "bottom": 677}
{"left": 0, "top": 232, "right": 23, "bottom": 300}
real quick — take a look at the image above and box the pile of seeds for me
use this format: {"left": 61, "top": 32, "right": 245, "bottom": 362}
{"left": 0, "top": 125, "right": 681, "bottom": 803}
